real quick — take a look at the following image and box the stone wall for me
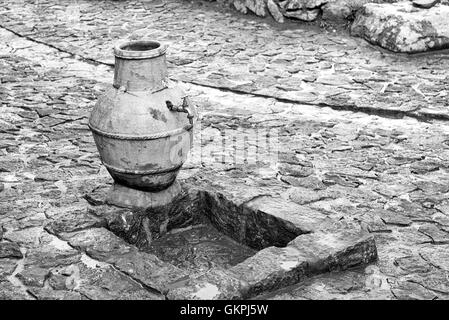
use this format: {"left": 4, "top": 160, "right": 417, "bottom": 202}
{"left": 210, "top": 0, "right": 446, "bottom": 24}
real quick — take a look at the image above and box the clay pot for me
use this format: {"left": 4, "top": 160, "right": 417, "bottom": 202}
{"left": 88, "top": 40, "right": 195, "bottom": 191}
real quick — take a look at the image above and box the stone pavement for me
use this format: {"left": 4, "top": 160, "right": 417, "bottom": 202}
{"left": 1, "top": 0, "right": 449, "bottom": 120}
{"left": 1, "top": 0, "right": 449, "bottom": 300}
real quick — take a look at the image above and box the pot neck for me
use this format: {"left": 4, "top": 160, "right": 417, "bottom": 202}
{"left": 112, "top": 41, "right": 169, "bottom": 92}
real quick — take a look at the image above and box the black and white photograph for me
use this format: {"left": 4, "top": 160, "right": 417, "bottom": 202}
{"left": 0, "top": 0, "right": 448, "bottom": 311}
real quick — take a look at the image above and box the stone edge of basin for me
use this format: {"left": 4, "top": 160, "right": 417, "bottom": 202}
{"left": 162, "top": 179, "right": 378, "bottom": 300}
{"left": 77, "top": 177, "right": 377, "bottom": 300}
{"left": 165, "top": 227, "right": 377, "bottom": 300}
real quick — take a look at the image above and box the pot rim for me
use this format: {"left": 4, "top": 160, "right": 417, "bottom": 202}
{"left": 114, "top": 39, "right": 167, "bottom": 60}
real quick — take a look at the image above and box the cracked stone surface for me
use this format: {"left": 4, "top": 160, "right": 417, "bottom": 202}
{"left": 0, "top": 0, "right": 449, "bottom": 300}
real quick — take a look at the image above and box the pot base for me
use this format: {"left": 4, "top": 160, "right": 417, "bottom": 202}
{"left": 105, "top": 180, "right": 182, "bottom": 210}
{"left": 108, "top": 167, "right": 179, "bottom": 192}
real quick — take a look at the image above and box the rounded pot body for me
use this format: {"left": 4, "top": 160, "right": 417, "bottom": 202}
{"left": 88, "top": 40, "right": 195, "bottom": 191}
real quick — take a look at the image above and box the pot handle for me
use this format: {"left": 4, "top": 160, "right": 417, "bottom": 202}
{"left": 166, "top": 97, "right": 195, "bottom": 126}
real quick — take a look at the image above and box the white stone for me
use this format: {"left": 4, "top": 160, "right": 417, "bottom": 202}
{"left": 351, "top": 1, "right": 449, "bottom": 53}
{"left": 267, "top": 0, "right": 285, "bottom": 23}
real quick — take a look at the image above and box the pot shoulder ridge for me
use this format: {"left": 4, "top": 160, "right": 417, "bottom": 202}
{"left": 89, "top": 86, "right": 192, "bottom": 136}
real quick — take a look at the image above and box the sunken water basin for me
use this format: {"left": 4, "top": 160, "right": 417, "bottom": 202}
{"left": 84, "top": 179, "right": 377, "bottom": 299}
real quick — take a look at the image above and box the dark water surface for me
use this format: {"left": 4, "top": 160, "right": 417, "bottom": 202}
{"left": 146, "top": 223, "right": 257, "bottom": 272}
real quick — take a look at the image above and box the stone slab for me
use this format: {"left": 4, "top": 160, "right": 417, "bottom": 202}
{"left": 0, "top": 242, "right": 22, "bottom": 259}
{"left": 60, "top": 227, "right": 189, "bottom": 294}
{"left": 228, "top": 229, "right": 377, "bottom": 297}
{"left": 351, "top": 1, "right": 449, "bottom": 53}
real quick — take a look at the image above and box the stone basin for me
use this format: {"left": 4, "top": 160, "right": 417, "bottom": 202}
{"left": 70, "top": 176, "right": 378, "bottom": 300}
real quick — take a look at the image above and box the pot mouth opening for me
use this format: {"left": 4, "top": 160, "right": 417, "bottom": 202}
{"left": 121, "top": 41, "right": 160, "bottom": 52}
{"left": 114, "top": 40, "right": 167, "bottom": 59}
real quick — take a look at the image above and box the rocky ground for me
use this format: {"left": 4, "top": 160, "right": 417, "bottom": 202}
{"left": 215, "top": 0, "right": 449, "bottom": 25}
{"left": 217, "top": 0, "right": 449, "bottom": 53}
{"left": 1, "top": 0, "right": 449, "bottom": 300}
{"left": 219, "top": 0, "right": 403, "bottom": 23}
